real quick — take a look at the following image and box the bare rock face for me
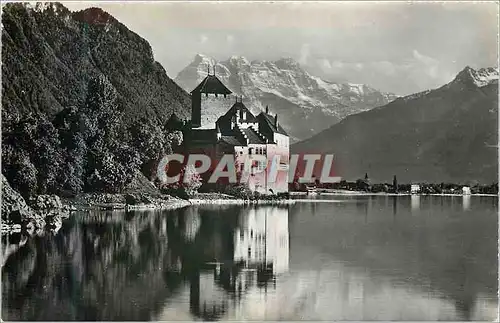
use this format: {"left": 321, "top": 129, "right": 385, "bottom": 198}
{"left": 2, "top": 175, "right": 71, "bottom": 234}
{"left": 1, "top": 175, "right": 32, "bottom": 224}
{"left": 28, "top": 195, "right": 63, "bottom": 210}
{"left": 124, "top": 193, "right": 154, "bottom": 205}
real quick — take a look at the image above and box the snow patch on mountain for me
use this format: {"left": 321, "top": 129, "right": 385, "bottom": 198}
{"left": 450, "top": 66, "right": 499, "bottom": 89}
{"left": 469, "top": 67, "right": 499, "bottom": 87}
{"left": 175, "top": 54, "right": 398, "bottom": 140}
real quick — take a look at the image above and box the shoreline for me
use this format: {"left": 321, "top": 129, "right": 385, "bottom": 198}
{"left": 189, "top": 198, "right": 296, "bottom": 205}
{"left": 290, "top": 191, "right": 498, "bottom": 197}
{"left": 71, "top": 199, "right": 192, "bottom": 212}
{"left": 52, "top": 191, "right": 500, "bottom": 214}
{"left": 70, "top": 198, "right": 296, "bottom": 211}
{"left": 3, "top": 191, "right": 496, "bottom": 235}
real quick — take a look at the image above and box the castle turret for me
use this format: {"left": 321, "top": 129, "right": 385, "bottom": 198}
{"left": 190, "top": 65, "right": 233, "bottom": 128}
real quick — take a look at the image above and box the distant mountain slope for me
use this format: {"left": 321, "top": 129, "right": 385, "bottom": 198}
{"left": 175, "top": 54, "right": 397, "bottom": 141}
{"left": 1, "top": 2, "right": 191, "bottom": 197}
{"left": 292, "top": 66, "right": 499, "bottom": 184}
{"left": 2, "top": 2, "right": 191, "bottom": 127}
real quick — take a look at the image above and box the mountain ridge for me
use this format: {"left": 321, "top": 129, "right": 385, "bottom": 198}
{"left": 1, "top": 2, "right": 191, "bottom": 197}
{"left": 175, "top": 53, "right": 398, "bottom": 141}
{"left": 2, "top": 3, "right": 191, "bottom": 126}
{"left": 292, "top": 66, "right": 499, "bottom": 184}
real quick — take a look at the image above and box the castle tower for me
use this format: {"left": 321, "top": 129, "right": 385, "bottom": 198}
{"left": 190, "top": 66, "right": 233, "bottom": 129}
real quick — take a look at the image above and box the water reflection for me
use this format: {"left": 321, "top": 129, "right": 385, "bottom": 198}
{"left": 1, "top": 206, "right": 290, "bottom": 321}
{"left": 234, "top": 207, "right": 289, "bottom": 274}
{"left": 392, "top": 196, "right": 398, "bottom": 218}
{"left": 189, "top": 206, "right": 289, "bottom": 320}
{"left": 2, "top": 197, "right": 497, "bottom": 321}
{"left": 1, "top": 233, "right": 28, "bottom": 268}
{"left": 463, "top": 195, "right": 471, "bottom": 211}
{"left": 411, "top": 195, "right": 420, "bottom": 211}
{"left": 285, "top": 196, "right": 497, "bottom": 321}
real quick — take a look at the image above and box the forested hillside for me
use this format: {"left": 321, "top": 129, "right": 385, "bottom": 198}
{"left": 2, "top": 3, "right": 190, "bottom": 198}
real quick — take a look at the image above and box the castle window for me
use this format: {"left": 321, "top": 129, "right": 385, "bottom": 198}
{"left": 249, "top": 148, "right": 253, "bottom": 155}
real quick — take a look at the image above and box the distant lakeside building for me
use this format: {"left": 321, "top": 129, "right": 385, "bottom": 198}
{"left": 166, "top": 68, "right": 290, "bottom": 194}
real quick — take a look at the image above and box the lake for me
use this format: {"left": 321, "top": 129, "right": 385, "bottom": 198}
{"left": 1, "top": 195, "right": 498, "bottom": 321}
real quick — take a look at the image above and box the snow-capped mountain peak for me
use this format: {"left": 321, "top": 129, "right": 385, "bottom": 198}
{"left": 229, "top": 55, "right": 250, "bottom": 66}
{"left": 274, "top": 57, "right": 302, "bottom": 70}
{"left": 453, "top": 66, "right": 499, "bottom": 88}
{"left": 469, "top": 67, "right": 499, "bottom": 87}
{"left": 192, "top": 53, "right": 216, "bottom": 68}
{"left": 175, "top": 54, "right": 398, "bottom": 141}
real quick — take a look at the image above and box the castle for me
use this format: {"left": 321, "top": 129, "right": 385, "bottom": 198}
{"left": 167, "top": 68, "right": 290, "bottom": 194}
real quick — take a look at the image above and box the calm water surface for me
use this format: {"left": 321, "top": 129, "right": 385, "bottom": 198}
{"left": 2, "top": 195, "right": 498, "bottom": 321}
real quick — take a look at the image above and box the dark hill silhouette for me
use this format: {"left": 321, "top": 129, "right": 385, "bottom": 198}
{"left": 1, "top": 3, "right": 191, "bottom": 197}
{"left": 2, "top": 3, "right": 190, "bottom": 126}
{"left": 292, "top": 67, "right": 498, "bottom": 184}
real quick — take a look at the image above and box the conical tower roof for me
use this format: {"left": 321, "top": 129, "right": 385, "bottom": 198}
{"left": 191, "top": 74, "right": 232, "bottom": 95}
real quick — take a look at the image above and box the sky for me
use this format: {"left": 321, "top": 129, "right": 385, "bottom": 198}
{"left": 64, "top": 1, "right": 498, "bottom": 95}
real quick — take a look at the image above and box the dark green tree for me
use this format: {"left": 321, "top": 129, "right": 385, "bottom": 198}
{"left": 9, "top": 153, "right": 38, "bottom": 199}
{"left": 81, "top": 75, "right": 140, "bottom": 192}
{"left": 2, "top": 114, "right": 64, "bottom": 196}
{"left": 128, "top": 118, "right": 183, "bottom": 180}
{"left": 54, "top": 107, "right": 88, "bottom": 195}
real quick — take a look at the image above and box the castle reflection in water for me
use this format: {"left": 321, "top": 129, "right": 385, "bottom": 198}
{"left": 190, "top": 206, "right": 289, "bottom": 320}
{"left": 4, "top": 197, "right": 495, "bottom": 321}
{"left": 1, "top": 204, "right": 290, "bottom": 321}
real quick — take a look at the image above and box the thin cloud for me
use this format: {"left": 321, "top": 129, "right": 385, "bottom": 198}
{"left": 200, "top": 34, "right": 209, "bottom": 44}
{"left": 63, "top": 2, "right": 498, "bottom": 95}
